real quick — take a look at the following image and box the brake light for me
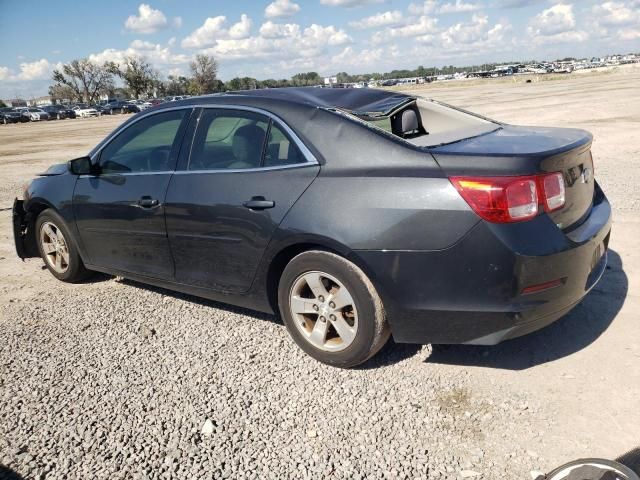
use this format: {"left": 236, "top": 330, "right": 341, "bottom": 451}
{"left": 541, "top": 172, "right": 565, "bottom": 212}
{"left": 450, "top": 173, "right": 566, "bottom": 223}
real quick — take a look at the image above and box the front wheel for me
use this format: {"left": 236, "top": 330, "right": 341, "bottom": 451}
{"left": 35, "top": 210, "right": 92, "bottom": 282}
{"left": 278, "top": 251, "right": 390, "bottom": 368}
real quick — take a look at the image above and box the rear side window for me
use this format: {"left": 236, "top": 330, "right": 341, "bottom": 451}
{"left": 263, "top": 123, "right": 306, "bottom": 167}
{"left": 189, "top": 110, "right": 268, "bottom": 171}
{"left": 99, "top": 109, "right": 187, "bottom": 174}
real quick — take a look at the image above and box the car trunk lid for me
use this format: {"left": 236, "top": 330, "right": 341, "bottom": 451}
{"left": 430, "top": 125, "right": 595, "bottom": 230}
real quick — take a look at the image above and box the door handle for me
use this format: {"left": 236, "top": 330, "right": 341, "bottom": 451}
{"left": 138, "top": 196, "right": 160, "bottom": 208}
{"left": 243, "top": 196, "right": 275, "bottom": 210}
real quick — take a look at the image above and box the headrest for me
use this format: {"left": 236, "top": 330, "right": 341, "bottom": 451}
{"left": 401, "top": 109, "right": 418, "bottom": 134}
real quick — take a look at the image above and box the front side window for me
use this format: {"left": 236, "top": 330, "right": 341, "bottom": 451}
{"left": 189, "top": 110, "right": 268, "bottom": 170}
{"left": 99, "top": 109, "right": 188, "bottom": 174}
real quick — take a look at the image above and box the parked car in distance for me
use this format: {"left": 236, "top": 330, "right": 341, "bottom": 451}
{"left": 41, "top": 105, "right": 76, "bottom": 120}
{"left": 148, "top": 98, "right": 164, "bottom": 106}
{"left": 22, "top": 107, "right": 50, "bottom": 121}
{"left": 72, "top": 104, "right": 100, "bottom": 118}
{"left": 102, "top": 101, "right": 140, "bottom": 115}
{"left": 13, "top": 88, "right": 612, "bottom": 368}
{"left": 1, "top": 107, "right": 28, "bottom": 124}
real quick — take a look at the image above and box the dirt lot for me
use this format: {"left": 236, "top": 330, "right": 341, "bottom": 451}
{"left": 1, "top": 67, "right": 639, "bottom": 479}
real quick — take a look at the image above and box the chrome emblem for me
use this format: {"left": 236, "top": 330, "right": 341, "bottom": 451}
{"left": 581, "top": 167, "right": 592, "bottom": 184}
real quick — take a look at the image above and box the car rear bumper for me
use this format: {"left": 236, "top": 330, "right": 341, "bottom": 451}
{"left": 354, "top": 185, "right": 612, "bottom": 345}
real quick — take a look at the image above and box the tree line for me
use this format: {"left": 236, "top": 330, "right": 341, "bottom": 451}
{"left": 46, "top": 53, "right": 571, "bottom": 104}
{"left": 48, "top": 54, "right": 326, "bottom": 104}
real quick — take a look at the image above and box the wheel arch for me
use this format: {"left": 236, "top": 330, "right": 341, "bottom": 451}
{"left": 262, "top": 235, "right": 381, "bottom": 314}
{"left": 20, "top": 198, "right": 58, "bottom": 258}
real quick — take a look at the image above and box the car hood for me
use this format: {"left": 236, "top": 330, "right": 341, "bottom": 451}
{"left": 428, "top": 125, "right": 591, "bottom": 157}
{"left": 39, "top": 163, "right": 68, "bottom": 176}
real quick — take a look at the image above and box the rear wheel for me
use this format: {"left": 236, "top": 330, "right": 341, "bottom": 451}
{"left": 35, "top": 210, "right": 92, "bottom": 282}
{"left": 278, "top": 251, "right": 390, "bottom": 368}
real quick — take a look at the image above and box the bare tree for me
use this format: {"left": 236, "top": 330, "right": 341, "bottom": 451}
{"left": 51, "top": 59, "right": 115, "bottom": 104}
{"left": 113, "top": 56, "right": 158, "bottom": 99}
{"left": 189, "top": 54, "right": 219, "bottom": 95}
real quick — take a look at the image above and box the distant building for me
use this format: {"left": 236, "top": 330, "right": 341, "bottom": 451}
{"left": 4, "top": 98, "right": 27, "bottom": 107}
{"left": 324, "top": 76, "right": 338, "bottom": 86}
{"left": 99, "top": 92, "right": 128, "bottom": 102}
{"left": 27, "top": 96, "right": 53, "bottom": 106}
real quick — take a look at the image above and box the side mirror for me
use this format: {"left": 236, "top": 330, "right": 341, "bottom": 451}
{"left": 67, "top": 156, "right": 94, "bottom": 175}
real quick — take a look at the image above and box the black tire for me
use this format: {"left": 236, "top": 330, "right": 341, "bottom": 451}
{"left": 278, "top": 250, "right": 390, "bottom": 368}
{"left": 546, "top": 459, "right": 639, "bottom": 480}
{"left": 35, "top": 209, "right": 93, "bottom": 283}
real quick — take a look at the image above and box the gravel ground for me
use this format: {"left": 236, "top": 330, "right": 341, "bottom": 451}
{"left": 1, "top": 67, "right": 639, "bottom": 480}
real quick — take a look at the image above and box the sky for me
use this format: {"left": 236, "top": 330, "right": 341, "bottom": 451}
{"left": 0, "top": 0, "right": 639, "bottom": 99}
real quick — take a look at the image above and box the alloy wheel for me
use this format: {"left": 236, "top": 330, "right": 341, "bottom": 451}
{"left": 39, "top": 221, "right": 70, "bottom": 274}
{"left": 289, "top": 271, "right": 358, "bottom": 352}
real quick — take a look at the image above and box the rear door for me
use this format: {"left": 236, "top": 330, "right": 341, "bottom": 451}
{"left": 165, "top": 107, "right": 320, "bottom": 293}
{"left": 73, "top": 108, "right": 191, "bottom": 278}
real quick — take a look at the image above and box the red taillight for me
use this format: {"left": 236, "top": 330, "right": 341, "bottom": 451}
{"left": 541, "top": 172, "right": 565, "bottom": 212}
{"left": 450, "top": 173, "right": 566, "bottom": 224}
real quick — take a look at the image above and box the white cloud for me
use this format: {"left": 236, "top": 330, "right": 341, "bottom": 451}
{"left": 181, "top": 16, "right": 228, "bottom": 48}
{"left": 124, "top": 4, "right": 169, "bottom": 34}
{"left": 0, "top": 66, "right": 12, "bottom": 81}
{"left": 0, "top": 59, "right": 60, "bottom": 83}
{"left": 265, "top": 0, "right": 300, "bottom": 18}
{"left": 331, "top": 46, "right": 384, "bottom": 68}
{"left": 372, "top": 15, "right": 439, "bottom": 44}
{"left": 18, "top": 59, "right": 55, "bottom": 81}
{"left": 589, "top": 1, "right": 640, "bottom": 41}
{"left": 408, "top": 0, "right": 437, "bottom": 15}
{"left": 197, "top": 23, "right": 351, "bottom": 64}
{"left": 181, "top": 15, "right": 256, "bottom": 48}
{"left": 527, "top": 3, "right": 587, "bottom": 44}
{"left": 229, "top": 14, "right": 253, "bottom": 39}
{"left": 259, "top": 21, "right": 301, "bottom": 38}
{"left": 592, "top": 1, "right": 640, "bottom": 26}
{"left": 408, "top": 0, "right": 481, "bottom": 15}
{"left": 320, "top": 0, "right": 384, "bottom": 6}
{"left": 349, "top": 11, "right": 404, "bottom": 29}
{"left": 438, "top": 0, "right": 482, "bottom": 14}
{"left": 528, "top": 3, "right": 575, "bottom": 36}
{"left": 619, "top": 28, "right": 640, "bottom": 40}
{"left": 89, "top": 40, "right": 189, "bottom": 66}
{"left": 173, "top": 16, "right": 183, "bottom": 29}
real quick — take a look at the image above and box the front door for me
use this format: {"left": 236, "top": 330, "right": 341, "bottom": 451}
{"left": 165, "top": 107, "right": 320, "bottom": 293}
{"left": 74, "top": 108, "right": 191, "bottom": 278}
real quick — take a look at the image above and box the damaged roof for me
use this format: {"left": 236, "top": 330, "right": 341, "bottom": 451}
{"left": 224, "top": 87, "right": 415, "bottom": 117}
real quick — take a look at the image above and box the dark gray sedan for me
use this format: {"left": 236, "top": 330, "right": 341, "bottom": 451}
{"left": 13, "top": 88, "right": 611, "bottom": 367}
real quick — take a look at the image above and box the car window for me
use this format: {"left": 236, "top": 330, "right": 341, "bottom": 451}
{"left": 263, "top": 122, "right": 306, "bottom": 167}
{"left": 99, "top": 109, "right": 187, "bottom": 174}
{"left": 189, "top": 110, "right": 268, "bottom": 171}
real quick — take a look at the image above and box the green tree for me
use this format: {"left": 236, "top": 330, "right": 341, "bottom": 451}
{"left": 113, "top": 56, "right": 157, "bottom": 99}
{"left": 51, "top": 58, "right": 115, "bottom": 104}
{"left": 189, "top": 54, "right": 219, "bottom": 95}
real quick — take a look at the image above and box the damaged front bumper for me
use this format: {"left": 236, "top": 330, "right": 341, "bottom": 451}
{"left": 13, "top": 198, "right": 37, "bottom": 260}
